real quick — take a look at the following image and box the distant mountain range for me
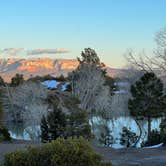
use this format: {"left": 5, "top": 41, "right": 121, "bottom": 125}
{"left": 0, "top": 58, "right": 124, "bottom": 82}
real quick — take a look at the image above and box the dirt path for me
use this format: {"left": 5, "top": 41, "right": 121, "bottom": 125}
{"left": 0, "top": 140, "right": 166, "bottom": 166}
{"left": 94, "top": 146, "right": 166, "bottom": 166}
{"left": 0, "top": 140, "right": 40, "bottom": 164}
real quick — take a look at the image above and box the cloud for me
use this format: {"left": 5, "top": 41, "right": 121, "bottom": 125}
{"left": 27, "top": 48, "right": 69, "bottom": 55}
{"left": 0, "top": 48, "right": 69, "bottom": 56}
{"left": 1, "top": 48, "right": 24, "bottom": 55}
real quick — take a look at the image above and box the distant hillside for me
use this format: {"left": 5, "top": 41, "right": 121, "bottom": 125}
{"left": 0, "top": 58, "right": 124, "bottom": 82}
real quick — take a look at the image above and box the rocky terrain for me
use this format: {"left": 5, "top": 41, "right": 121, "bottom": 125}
{"left": 0, "top": 58, "right": 123, "bottom": 82}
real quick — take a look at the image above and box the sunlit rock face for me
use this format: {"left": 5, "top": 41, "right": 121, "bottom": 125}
{"left": 57, "top": 59, "right": 79, "bottom": 70}
{"left": 18, "top": 58, "right": 55, "bottom": 72}
{"left": 0, "top": 58, "right": 117, "bottom": 82}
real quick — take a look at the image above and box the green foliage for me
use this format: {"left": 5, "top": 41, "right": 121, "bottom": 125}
{"left": 129, "top": 72, "right": 164, "bottom": 118}
{"left": 128, "top": 72, "right": 165, "bottom": 141}
{"left": 104, "top": 76, "right": 116, "bottom": 95}
{"left": 47, "top": 107, "right": 67, "bottom": 140}
{"left": 160, "top": 118, "right": 166, "bottom": 145}
{"left": 0, "top": 125, "right": 11, "bottom": 142}
{"left": 27, "top": 74, "right": 66, "bottom": 83}
{"left": 142, "top": 118, "right": 166, "bottom": 146}
{"left": 55, "top": 74, "right": 66, "bottom": 82}
{"left": 40, "top": 115, "right": 49, "bottom": 143}
{"left": 4, "top": 150, "right": 28, "bottom": 166}
{"left": 69, "top": 48, "right": 112, "bottom": 117}
{"left": 99, "top": 124, "right": 114, "bottom": 147}
{"left": 41, "top": 106, "right": 66, "bottom": 142}
{"left": 41, "top": 104, "right": 92, "bottom": 142}
{"left": 120, "top": 127, "right": 138, "bottom": 148}
{"left": 47, "top": 93, "right": 80, "bottom": 110}
{"left": 43, "top": 74, "right": 57, "bottom": 81}
{"left": 67, "top": 109, "right": 92, "bottom": 139}
{"left": 64, "top": 95, "right": 80, "bottom": 108}
{"left": 0, "top": 76, "right": 5, "bottom": 87}
{"left": 78, "top": 48, "right": 101, "bottom": 65}
{"left": 160, "top": 118, "right": 166, "bottom": 133}
{"left": 42, "top": 91, "right": 92, "bottom": 142}
{"left": 27, "top": 74, "right": 56, "bottom": 82}
{"left": 0, "top": 89, "right": 4, "bottom": 120}
{"left": 64, "top": 83, "right": 72, "bottom": 92}
{"left": 47, "top": 93, "right": 60, "bottom": 107}
{"left": 161, "top": 132, "right": 166, "bottom": 146}
{"left": 10, "top": 73, "right": 24, "bottom": 87}
{"left": 27, "top": 75, "right": 43, "bottom": 82}
{"left": 3, "top": 138, "right": 113, "bottom": 166}
{"left": 142, "top": 129, "right": 162, "bottom": 147}
{"left": 100, "top": 163, "right": 113, "bottom": 166}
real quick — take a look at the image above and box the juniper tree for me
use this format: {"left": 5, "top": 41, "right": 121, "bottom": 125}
{"left": 120, "top": 127, "right": 138, "bottom": 148}
{"left": 128, "top": 72, "right": 165, "bottom": 142}
{"left": 10, "top": 73, "right": 24, "bottom": 87}
{"left": 69, "top": 48, "right": 112, "bottom": 116}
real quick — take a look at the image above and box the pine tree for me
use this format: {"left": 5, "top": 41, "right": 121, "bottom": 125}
{"left": 41, "top": 115, "right": 49, "bottom": 143}
{"left": 47, "top": 106, "right": 66, "bottom": 140}
{"left": 67, "top": 109, "right": 92, "bottom": 140}
{"left": 40, "top": 94, "right": 92, "bottom": 142}
{"left": 128, "top": 72, "right": 165, "bottom": 142}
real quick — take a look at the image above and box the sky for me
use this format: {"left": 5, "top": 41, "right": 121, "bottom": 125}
{"left": 0, "top": 0, "right": 166, "bottom": 68}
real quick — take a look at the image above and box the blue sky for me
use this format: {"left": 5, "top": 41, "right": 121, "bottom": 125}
{"left": 0, "top": 0, "right": 166, "bottom": 67}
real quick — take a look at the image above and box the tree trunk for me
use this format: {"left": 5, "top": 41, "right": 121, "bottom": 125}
{"left": 147, "top": 116, "right": 151, "bottom": 142}
{"left": 134, "top": 119, "right": 142, "bottom": 147}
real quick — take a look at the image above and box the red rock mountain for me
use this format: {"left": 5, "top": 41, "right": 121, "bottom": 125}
{"left": 0, "top": 58, "right": 121, "bottom": 82}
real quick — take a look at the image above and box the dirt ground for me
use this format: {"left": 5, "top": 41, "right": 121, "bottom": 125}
{"left": 0, "top": 140, "right": 40, "bottom": 165}
{"left": 0, "top": 140, "right": 166, "bottom": 166}
{"left": 94, "top": 146, "right": 166, "bottom": 166}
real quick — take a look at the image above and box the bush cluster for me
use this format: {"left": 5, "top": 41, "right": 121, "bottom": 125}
{"left": 0, "top": 125, "right": 11, "bottom": 142}
{"left": 141, "top": 118, "right": 166, "bottom": 147}
{"left": 120, "top": 127, "right": 138, "bottom": 147}
{"left": 3, "top": 138, "right": 113, "bottom": 166}
{"left": 41, "top": 97, "right": 92, "bottom": 142}
{"left": 141, "top": 129, "right": 161, "bottom": 147}
{"left": 160, "top": 118, "right": 166, "bottom": 146}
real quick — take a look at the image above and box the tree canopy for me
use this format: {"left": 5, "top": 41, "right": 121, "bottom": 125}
{"left": 128, "top": 72, "right": 165, "bottom": 142}
{"left": 69, "top": 48, "right": 112, "bottom": 116}
{"left": 129, "top": 72, "right": 165, "bottom": 118}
